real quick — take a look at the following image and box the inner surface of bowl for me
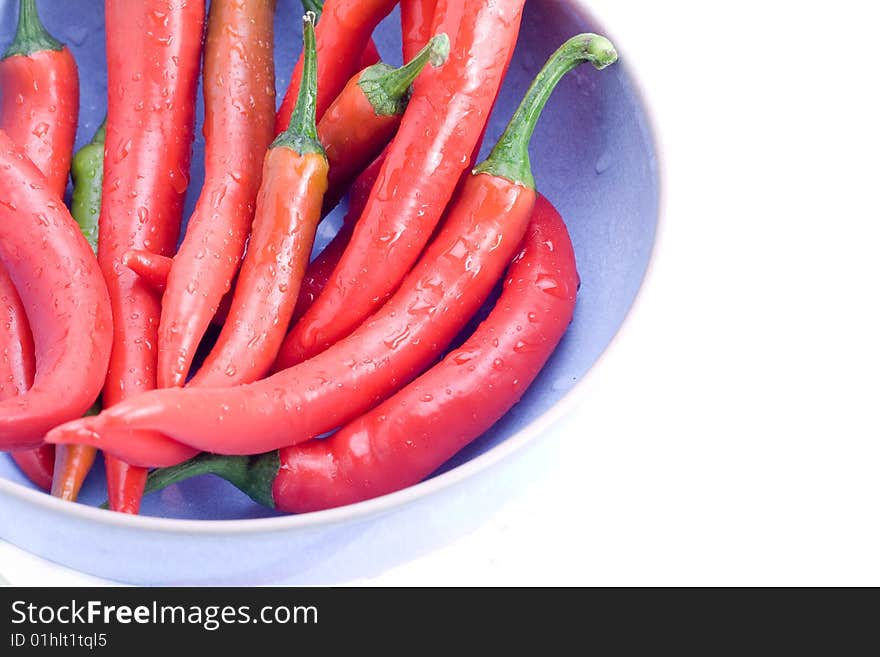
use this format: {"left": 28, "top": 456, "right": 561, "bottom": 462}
{"left": 0, "top": 0, "right": 658, "bottom": 521}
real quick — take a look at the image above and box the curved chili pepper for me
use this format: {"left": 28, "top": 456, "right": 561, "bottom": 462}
{"left": 275, "top": 0, "right": 398, "bottom": 134}
{"left": 274, "top": 0, "right": 526, "bottom": 370}
{"left": 1, "top": 265, "right": 47, "bottom": 489}
{"left": 50, "top": 120, "right": 106, "bottom": 501}
{"left": 401, "top": 0, "right": 435, "bottom": 63}
{"left": 47, "top": 33, "right": 617, "bottom": 461}
{"left": 155, "top": 0, "right": 277, "bottom": 390}
{"left": 0, "top": 267, "right": 33, "bottom": 403}
{"left": 98, "top": 0, "right": 205, "bottom": 513}
{"left": 319, "top": 33, "right": 449, "bottom": 210}
{"left": 187, "top": 13, "right": 327, "bottom": 389}
{"left": 142, "top": 194, "right": 578, "bottom": 511}
{"left": 119, "top": 25, "right": 426, "bottom": 366}
{"left": 0, "top": 0, "right": 80, "bottom": 487}
{"left": 0, "top": 0, "right": 78, "bottom": 199}
{"left": 0, "top": 130, "right": 112, "bottom": 448}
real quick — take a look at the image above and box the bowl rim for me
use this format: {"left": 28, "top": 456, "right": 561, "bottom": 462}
{"left": 0, "top": 0, "right": 666, "bottom": 538}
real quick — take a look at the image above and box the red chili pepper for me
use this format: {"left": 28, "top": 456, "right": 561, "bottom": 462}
{"left": 49, "top": 120, "right": 106, "bottom": 501}
{"left": 123, "top": 38, "right": 442, "bottom": 386}
{"left": 11, "top": 443, "right": 53, "bottom": 492}
{"left": 289, "top": 155, "right": 379, "bottom": 324}
{"left": 47, "top": 33, "right": 618, "bottom": 462}
{"left": 318, "top": 33, "right": 449, "bottom": 211}
{"left": 275, "top": 0, "right": 399, "bottom": 135}
{"left": 401, "top": 0, "right": 435, "bottom": 63}
{"left": 2, "top": 266, "right": 50, "bottom": 489}
{"left": 0, "top": 0, "right": 79, "bottom": 487}
{"left": 274, "top": 194, "right": 579, "bottom": 512}
{"left": 122, "top": 250, "right": 171, "bottom": 294}
{"left": 0, "top": 0, "right": 78, "bottom": 199}
{"left": 188, "top": 13, "right": 328, "bottom": 388}
{"left": 140, "top": 194, "right": 578, "bottom": 511}
{"left": 0, "top": 130, "right": 112, "bottom": 448}
{"left": 98, "top": 0, "right": 205, "bottom": 513}
{"left": 1, "top": 237, "right": 49, "bottom": 488}
{"left": 359, "top": 41, "right": 381, "bottom": 70}
{"left": 301, "top": 0, "right": 381, "bottom": 71}
{"left": 274, "top": 0, "right": 526, "bottom": 370}
{"left": 123, "top": 147, "right": 385, "bottom": 341}
{"left": 154, "top": 0, "right": 276, "bottom": 390}
{"left": 50, "top": 403, "right": 98, "bottom": 500}
{"left": 0, "top": 268, "right": 34, "bottom": 405}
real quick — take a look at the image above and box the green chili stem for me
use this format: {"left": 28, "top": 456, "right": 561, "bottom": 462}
{"left": 357, "top": 33, "right": 449, "bottom": 117}
{"left": 271, "top": 12, "right": 323, "bottom": 156}
{"left": 473, "top": 33, "right": 618, "bottom": 188}
{"left": 301, "top": 0, "right": 323, "bottom": 20}
{"left": 379, "top": 33, "right": 450, "bottom": 102}
{"left": 3, "top": 0, "right": 63, "bottom": 59}
{"left": 140, "top": 451, "right": 280, "bottom": 509}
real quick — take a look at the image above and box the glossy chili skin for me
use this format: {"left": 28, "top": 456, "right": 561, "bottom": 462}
{"left": 274, "top": 0, "right": 398, "bottom": 133}
{"left": 0, "top": 0, "right": 79, "bottom": 487}
{"left": 0, "top": 262, "right": 35, "bottom": 404}
{"left": 189, "top": 149, "right": 328, "bottom": 387}
{"left": 50, "top": 121, "right": 106, "bottom": 501}
{"left": 318, "top": 76, "right": 398, "bottom": 206}
{"left": 99, "top": 0, "right": 205, "bottom": 513}
{"left": 140, "top": 195, "right": 577, "bottom": 510}
{"left": 123, "top": 148, "right": 384, "bottom": 329}
{"left": 401, "top": 0, "right": 435, "bottom": 62}
{"left": 51, "top": 418, "right": 97, "bottom": 500}
{"left": 188, "top": 15, "right": 328, "bottom": 389}
{"left": 0, "top": 0, "right": 79, "bottom": 199}
{"left": 302, "top": 0, "right": 381, "bottom": 71}
{"left": 122, "top": 250, "right": 170, "bottom": 294}
{"left": 288, "top": 156, "right": 378, "bottom": 325}
{"left": 48, "top": 31, "right": 618, "bottom": 467}
{"left": 157, "top": 0, "right": 276, "bottom": 389}
{"left": 12, "top": 444, "right": 54, "bottom": 491}
{"left": 359, "top": 40, "right": 381, "bottom": 70}
{"left": 49, "top": 174, "right": 534, "bottom": 459}
{"left": 317, "top": 34, "right": 447, "bottom": 209}
{"left": 275, "top": 0, "right": 525, "bottom": 369}
{"left": 0, "top": 130, "right": 112, "bottom": 449}
{"left": 1, "top": 266, "right": 49, "bottom": 490}
{"left": 273, "top": 195, "right": 577, "bottom": 511}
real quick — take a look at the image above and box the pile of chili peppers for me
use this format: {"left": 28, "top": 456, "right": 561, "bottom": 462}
{"left": 0, "top": 0, "right": 618, "bottom": 515}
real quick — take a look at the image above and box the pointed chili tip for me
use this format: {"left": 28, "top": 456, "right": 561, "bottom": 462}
{"left": 584, "top": 34, "right": 618, "bottom": 70}
{"left": 44, "top": 421, "right": 91, "bottom": 446}
{"left": 303, "top": 10, "right": 316, "bottom": 28}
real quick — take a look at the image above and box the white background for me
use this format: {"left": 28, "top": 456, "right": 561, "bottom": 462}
{"left": 2, "top": 0, "right": 879, "bottom": 585}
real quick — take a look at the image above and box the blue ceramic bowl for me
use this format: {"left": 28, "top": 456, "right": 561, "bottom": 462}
{"left": 0, "top": 0, "right": 659, "bottom": 584}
